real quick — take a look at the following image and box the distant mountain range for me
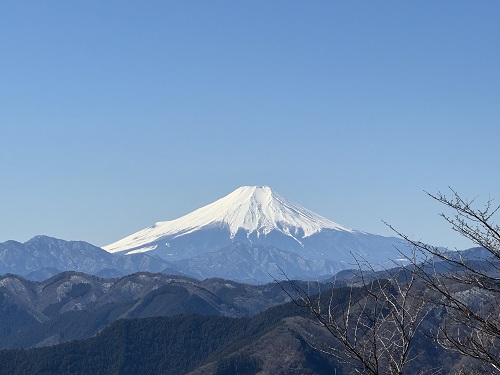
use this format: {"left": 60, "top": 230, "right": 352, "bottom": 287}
{"left": 0, "top": 235, "right": 183, "bottom": 280}
{"left": 2, "top": 186, "right": 414, "bottom": 282}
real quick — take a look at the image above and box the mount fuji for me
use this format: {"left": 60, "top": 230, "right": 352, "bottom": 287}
{"left": 103, "top": 186, "right": 408, "bottom": 282}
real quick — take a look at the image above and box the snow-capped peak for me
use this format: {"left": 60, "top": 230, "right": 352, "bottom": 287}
{"left": 103, "top": 186, "right": 353, "bottom": 254}
{"left": 197, "top": 185, "right": 351, "bottom": 236}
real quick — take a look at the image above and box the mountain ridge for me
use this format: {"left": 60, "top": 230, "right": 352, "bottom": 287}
{"left": 0, "top": 235, "right": 184, "bottom": 280}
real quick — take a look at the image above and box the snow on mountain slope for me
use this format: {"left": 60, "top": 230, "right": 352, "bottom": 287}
{"left": 104, "top": 186, "right": 354, "bottom": 255}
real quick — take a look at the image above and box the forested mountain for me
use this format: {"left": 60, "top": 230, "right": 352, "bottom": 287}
{"left": 0, "top": 271, "right": 315, "bottom": 349}
{"left": 1, "top": 250, "right": 498, "bottom": 373}
{"left": 2, "top": 267, "right": 496, "bottom": 374}
{"left": 0, "top": 306, "right": 337, "bottom": 375}
{"left": 0, "top": 280, "right": 463, "bottom": 375}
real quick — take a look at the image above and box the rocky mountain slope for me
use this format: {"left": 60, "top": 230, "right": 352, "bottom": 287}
{"left": 0, "top": 271, "right": 312, "bottom": 349}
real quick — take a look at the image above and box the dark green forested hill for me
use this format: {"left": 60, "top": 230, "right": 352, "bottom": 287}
{"left": 0, "top": 302, "right": 326, "bottom": 375}
{"left": 1, "top": 315, "right": 245, "bottom": 375}
{"left": 0, "top": 272, "right": 311, "bottom": 350}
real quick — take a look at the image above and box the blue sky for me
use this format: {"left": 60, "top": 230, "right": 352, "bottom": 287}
{"left": 1, "top": 1, "right": 499, "bottom": 249}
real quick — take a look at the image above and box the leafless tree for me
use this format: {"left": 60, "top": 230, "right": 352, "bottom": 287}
{"left": 387, "top": 188, "right": 500, "bottom": 373}
{"left": 281, "top": 189, "right": 500, "bottom": 373}
{"left": 281, "top": 258, "right": 434, "bottom": 375}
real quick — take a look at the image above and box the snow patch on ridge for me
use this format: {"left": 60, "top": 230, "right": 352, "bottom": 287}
{"left": 126, "top": 245, "right": 158, "bottom": 255}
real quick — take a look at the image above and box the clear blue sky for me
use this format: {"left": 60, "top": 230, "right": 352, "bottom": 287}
{"left": 1, "top": 1, "right": 499, "bottom": 249}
